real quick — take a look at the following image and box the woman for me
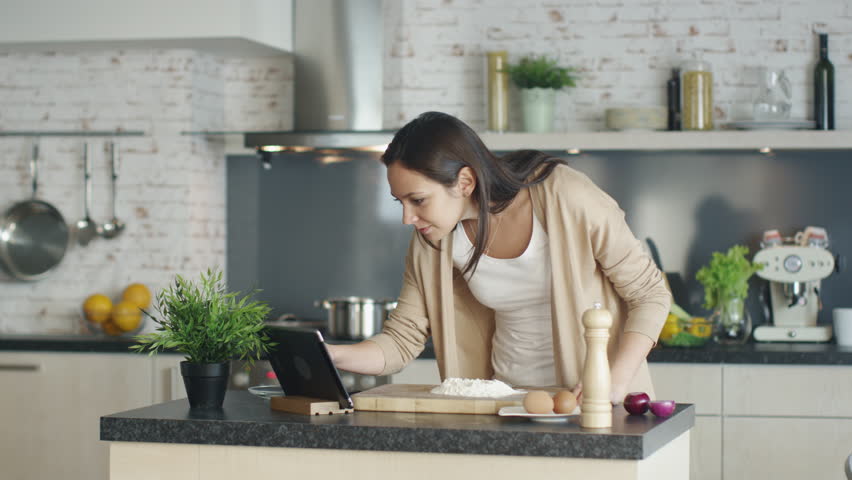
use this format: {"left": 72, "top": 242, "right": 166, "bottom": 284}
{"left": 326, "top": 112, "right": 670, "bottom": 402}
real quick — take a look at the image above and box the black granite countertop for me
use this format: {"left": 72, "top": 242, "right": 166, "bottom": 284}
{"left": 646, "top": 341, "right": 852, "bottom": 365}
{"left": 0, "top": 335, "right": 141, "bottom": 353}
{"left": 101, "top": 390, "right": 694, "bottom": 460}
{"left": 3, "top": 334, "right": 852, "bottom": 365}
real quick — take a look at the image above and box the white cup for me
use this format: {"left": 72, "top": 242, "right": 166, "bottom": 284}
{"left": 833, "top": 308, "right": 852, "bottom": 347}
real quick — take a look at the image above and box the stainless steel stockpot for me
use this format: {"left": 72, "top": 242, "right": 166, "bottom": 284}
{"left": 315, "top": 297, "right": 397, "bottom": 340}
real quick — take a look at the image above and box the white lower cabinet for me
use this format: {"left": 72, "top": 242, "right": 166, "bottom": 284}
{"left": 650, "top": 363, "right": 723, "bottom": 480}
{"left": 152, "top": 354, "right": 188, "bottom": 402}
{"left": 389, "top": 358, "right": 441, "bottom": 385}
{"left": 723, "top": 417, "right": 852, "bottom": 480}
{"left": 0, "top": 351, "right": 184, "bottom": 480}
{"left": 650, "top": 362, "right": 852, "bottom": 480}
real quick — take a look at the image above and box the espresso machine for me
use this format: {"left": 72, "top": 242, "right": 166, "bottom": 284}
{"left": 752, "top": 227, "right": 836, "bottom": 342}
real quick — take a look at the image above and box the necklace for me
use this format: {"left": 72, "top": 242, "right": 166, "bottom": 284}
{"left": 466, "top": 213, "right": 503, "bottom": 254}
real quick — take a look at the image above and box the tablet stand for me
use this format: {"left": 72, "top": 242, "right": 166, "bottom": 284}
{"left": 270, "top": 395, "right": 354, "bottom": 415}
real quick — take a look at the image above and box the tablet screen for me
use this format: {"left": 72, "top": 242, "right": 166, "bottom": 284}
{"left": 263, "top": 326, "right": 353, "bottom": 409}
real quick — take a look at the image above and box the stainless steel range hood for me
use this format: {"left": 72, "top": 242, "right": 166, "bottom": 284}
{"left": 245, "top": 0, "right": 393, "bottom": 152}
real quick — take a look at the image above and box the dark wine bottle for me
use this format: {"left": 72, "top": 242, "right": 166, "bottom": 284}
{"left": 814, "top": 33, "right": 834, "bottom": 130}
{"left": 667, "top": 68, "right": 681, "bottom": 130}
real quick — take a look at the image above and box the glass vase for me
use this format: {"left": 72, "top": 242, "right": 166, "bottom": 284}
{"left": 710, "top": 297, "right": 752, "bottom": 344}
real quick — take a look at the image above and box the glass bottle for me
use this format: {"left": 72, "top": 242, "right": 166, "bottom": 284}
{"left": 485, "top": 51, "right": 509, "bottom": 133}
{"left": 680, "top": 55, "right": 714, "bottom": 130}
{"left": 814, "top": 33, "right": 835, "bottom": 130}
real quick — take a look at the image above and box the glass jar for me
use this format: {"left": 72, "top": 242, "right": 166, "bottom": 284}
{"left": 710, "top": 296, "right": 752, "bottom": 344}
{"left": 752, "top": 67, "right": 792, "bottom": 121}
{"left": 485, "top": 51, "right": 509, "bottom": 132}
{"left": 680, "top": 55, "right": 714, "bottom": 130}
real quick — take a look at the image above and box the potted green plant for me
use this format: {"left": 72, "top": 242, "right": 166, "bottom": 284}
{"left": 696, "top": 245, "right": 763, "bottom": 343}
{"left": 503, "top": 55, "right": 578, "bottom": 133}
{"left": 131, "top": 268, "right": 272, "bottom": 409}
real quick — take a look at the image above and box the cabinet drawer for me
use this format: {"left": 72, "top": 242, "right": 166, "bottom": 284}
{"left": 723, "top": 365, "right": 852, "bottom": 417}
{"left": 389, "top": 359, "right": 441, "bottom": 385}
{"left": 724, "top": 417, "right": 852, "bottom": 480}
{"left": 649, "top": 363, "right": 722, "bottom": 415}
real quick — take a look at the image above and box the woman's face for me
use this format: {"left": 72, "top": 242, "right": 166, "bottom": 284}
{"left": 386, "top": 162, "right": 474, "bottom": 242}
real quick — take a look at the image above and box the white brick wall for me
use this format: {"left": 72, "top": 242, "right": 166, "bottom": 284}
{"left": 2, "top": 1, "right": 850, "bottom": 333}
{"left": 383, "top": 0, "right": 851, "bottom": 130}
{"left": 0, "top": 49, "right": 291, "bottom": 334}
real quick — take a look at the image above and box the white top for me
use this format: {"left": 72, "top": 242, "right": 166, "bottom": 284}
{"left": 452, "top": 214, "right": 555, "bottom": 387}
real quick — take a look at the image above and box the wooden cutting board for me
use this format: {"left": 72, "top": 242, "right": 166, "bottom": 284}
{"left": 352, "top": 383, "right": 528, "bottom": 415}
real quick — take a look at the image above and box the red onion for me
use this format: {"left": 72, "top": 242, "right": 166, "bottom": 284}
{"left": 623, "top": 392, "right": 651, "bottom": 415}
{"left": 649, "top": 400, "right": 677, "bottom": 418}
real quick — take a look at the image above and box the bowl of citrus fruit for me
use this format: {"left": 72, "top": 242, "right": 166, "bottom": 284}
{"left": 659, "top": 303, "right": 714, "bottom": 348}
{"left": 81, "top": 283, "right": 152, "bottom": 337}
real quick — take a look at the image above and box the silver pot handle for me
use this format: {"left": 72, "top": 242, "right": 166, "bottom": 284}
{"left": 315, "top": 300, "right": 332, "bottom": 309}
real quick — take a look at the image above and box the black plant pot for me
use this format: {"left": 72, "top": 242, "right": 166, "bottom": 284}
{"left": 180, "top": 361, "right": 230, "bottom": 409}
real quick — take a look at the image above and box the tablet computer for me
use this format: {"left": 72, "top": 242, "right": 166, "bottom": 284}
{"left": 263, "top": 326, "right": 353, "bottom": 409}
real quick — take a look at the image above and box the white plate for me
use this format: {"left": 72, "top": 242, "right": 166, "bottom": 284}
{"left": 248, "top": 385, "right": 284, "bottom": 399}
{"left": 725, "top": 120, "right": 815, "bottom": 130}
{"left": 497, "top": 405, "right": 580, "bottom": 423}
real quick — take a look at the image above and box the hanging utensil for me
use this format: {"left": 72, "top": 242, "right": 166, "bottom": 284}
{"left": 75, "top": 142, "right": 100, "bottom": 246}
{"left": 101, "top": 140, "right": 125, "bottom": 239}
{"left": 0, "top": 141, "right": 70, "bottom": 281}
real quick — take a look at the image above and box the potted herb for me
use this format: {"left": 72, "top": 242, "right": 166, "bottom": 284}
{"left": 131, "top": 268, "right": 272, "bottom": 409}
{"left": 503, "top": 55, "right": 578, "bottom": 133}
{"left": 696, "top": 245, "right": 763, "bottom": 343}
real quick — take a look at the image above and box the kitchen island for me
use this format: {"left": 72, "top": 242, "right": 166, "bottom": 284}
{"left": 101, "top": 390, "right": 694, "bottom": 480}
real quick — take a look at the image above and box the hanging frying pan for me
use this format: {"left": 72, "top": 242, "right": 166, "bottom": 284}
{"left": 0, "top": 142, "right": 70, "bottom": 281}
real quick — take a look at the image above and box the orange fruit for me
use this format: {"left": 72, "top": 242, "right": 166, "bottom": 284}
{"left": 112, "top": 301, "right": 142, "bottom": 332}
{"left": 83, "top": 294, "right": 113, "bottom": 324}
{"left": 101, "top": 320, "right": 124, "bottom": 336}
{"left": 122, "top": 283, "right": 152, "bottom": 310}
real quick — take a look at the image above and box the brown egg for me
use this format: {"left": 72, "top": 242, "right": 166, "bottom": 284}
{"left": 553, "top": 390, "right": 578, "bottom": 414}
{"left": 523, "top": 390, "right": 554, "bottom": 414}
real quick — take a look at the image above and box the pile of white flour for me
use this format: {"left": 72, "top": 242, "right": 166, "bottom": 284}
{"left": 430, "top": 378, "right": 523, "bottom": 398}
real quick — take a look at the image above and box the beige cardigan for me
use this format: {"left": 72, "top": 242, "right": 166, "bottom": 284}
{"left": 368, "top": 164, "right": 671, "bottom": 394}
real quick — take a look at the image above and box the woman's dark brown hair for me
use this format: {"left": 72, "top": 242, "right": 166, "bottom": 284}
{"left": 381, "top": 111, "right": 566, "bottom": 277}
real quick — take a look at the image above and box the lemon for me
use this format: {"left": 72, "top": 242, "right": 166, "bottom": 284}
{"left": 112, "top": 301, "right": 142, "bottom": 332}
{"left": 83, "top": 294, "right": 113, "bottom": 324}
{"left": 122, "top": 283, "right": 152, "bottom": 310}
{"left": 101, "top": 320, "right": 124, "bottom": 336}
{"left": 688, "top": 317, "right": 712, "bottom": 338}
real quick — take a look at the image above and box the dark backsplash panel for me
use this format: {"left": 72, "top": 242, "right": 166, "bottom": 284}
{"left": 227, "top": 149, "right": 851, "bottom": 325}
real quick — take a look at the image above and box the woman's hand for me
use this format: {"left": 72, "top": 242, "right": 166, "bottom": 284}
{"left": 570, "top": 381, "right": 626, "bottom": 405}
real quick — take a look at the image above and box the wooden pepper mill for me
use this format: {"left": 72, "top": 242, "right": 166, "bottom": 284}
{"left": 580, "top": 303, "right": 612, "bottom": 429}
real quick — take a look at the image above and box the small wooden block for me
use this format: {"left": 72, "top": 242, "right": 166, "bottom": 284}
{"left": 270, "top": 395, "right": 354, "bottom": 416}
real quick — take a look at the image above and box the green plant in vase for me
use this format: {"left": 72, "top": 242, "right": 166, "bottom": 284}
{"left": 502, "top": 55, "right": 578, "bottom": 133}
{"left": 131, "top": 268, "right": 273, "bottom": 409}
{"left": 696, "top": 245, "right": 763, "bottom": 343}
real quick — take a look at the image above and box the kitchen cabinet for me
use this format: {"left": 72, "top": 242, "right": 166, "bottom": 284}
{"left": 152, "top": 354, "right": 188, "bottom": 403}
{"left": 650, "top": 363, "right": 722, "bottom": 480}
{"left": 653, "top": 362, "right": 852, "bottom": 480}
{"left": 0, "top": 351, "right": 153, "bottom": 480}
{"left": 389, "top": 358, "right": 441, "bottom": 385}
{"left": 0, "top": 351, "right": 187, "bottom": 480}
{"left": 0, "top": 0, "right": 292, "bottom": 55}
{"left": 723, "top": 417, "right": 852, "bottom": 480}
{"left": 722, "top": 365, "right": 852, "bottom": 480}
